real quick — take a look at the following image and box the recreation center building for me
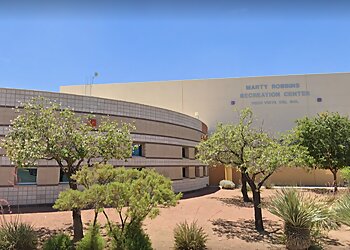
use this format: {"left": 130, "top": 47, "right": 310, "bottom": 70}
{"left": 0, "top": 88, "right": 208, "bottom": 205}
{"left": 61, "top": 72, "right": 350, "bottom": 188}
{"left": 0, "top": 72, "right": 348, "bottom": 206}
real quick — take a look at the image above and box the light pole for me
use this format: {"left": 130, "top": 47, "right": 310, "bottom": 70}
{"left": 89, "top": 72, "right": 99, "bottom": 96}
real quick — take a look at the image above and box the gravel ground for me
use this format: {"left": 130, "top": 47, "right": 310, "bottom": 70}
{"left": 2, "top": 187, "right": 350, "bottom": 249}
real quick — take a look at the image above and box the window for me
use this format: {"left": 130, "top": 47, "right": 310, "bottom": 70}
{"left": 59, "top": 169, "right": 69, "bottom": 183}
{"left": 182, "top": 167, "right": 189, "bottom": 178}
{"left": 182, "top": 147, "right": 189, "bottom": 158}
{"left": 132, "top": 144, "right": 143, "bottom": 157}
{"left": 203, "top": 166, "right": 208, "bottom": 176}
{"left": 17, "top": 168, "right": 37, "bottom": 184}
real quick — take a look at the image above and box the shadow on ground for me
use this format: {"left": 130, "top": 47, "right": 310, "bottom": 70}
{"left": 181, "top": 186, "right": 220, "bottom": 199}
{"left": 2, "top": 205, "right": 57, "bottom": 214}
{"left": 212, "top": 218, "right": 346, "bottom": 249}
{"left": 211, "top": 218, "right": 284, "bottom": 245}
{"left": 210, "top": 196, "right": 270, "bottom": 208}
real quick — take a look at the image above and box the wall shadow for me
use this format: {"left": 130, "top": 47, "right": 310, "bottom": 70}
{"left": 181, "top": 186, "right": 220, "bottom": 200}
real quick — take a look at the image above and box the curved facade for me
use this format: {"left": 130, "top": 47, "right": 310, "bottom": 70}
{"left": 0, "top": 88, "right": 208, "bottom": 205}
{"left": 61, "top": 72, "right": 350, "bottom": 186}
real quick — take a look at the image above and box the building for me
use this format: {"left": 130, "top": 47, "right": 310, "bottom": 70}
{"left": 0, "top": 88, "right": 208, "bottom": 205}
{"left": 61, "top": 72, "right": 350, "bottom": 186}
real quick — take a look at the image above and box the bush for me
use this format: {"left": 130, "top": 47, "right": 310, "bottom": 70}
{"left": 0, "top": 217, "right": 38, "bottom": 250}
{"left": 268, "top": 189, "right": 337, "bottom": 250}
{"left": 43, "top": 233, "right": 74, "bottom": 250}
{"left": 76, "top": 224, "right": 105, "bottom": 250}
{"left": 340, "top": 167, "right": 350, "bottom": 186}
{"left": 110, "top": 222, "right": 152, "bottom": 250}
{"left": 219, "top": 180, "right": 235, "bottom": 189}
{"left": 264, "top": 182, "right": 274, "bottom": 189}
{"left": 333, "top": 193, "right": 350, "bottom": 226}
{"left": 173, "top": 221, "right": 208, "bottom": 250}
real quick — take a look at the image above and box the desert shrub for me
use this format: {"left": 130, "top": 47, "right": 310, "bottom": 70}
{"left": 110, "top": 221, "right": 152, "bottom": 250}
{"left": 76, "top": 224, "right": 105, "bottom": 250}
{"left": 0, "top": 218, "right": 38, "bottom": 250}
{"left": 219, "top": 180, "right": 235, "bottom": 189}
{"left": 264, "top": 182, "right": 274, "bottom": 189}
{"left": 333, "top": 193, "right": 350, "bottom": 226}
{"left": 43, "top": 233, "right": 74, "bottom": 250}
{"left": 173, "top": 221, "right": 208, "bottom": 250}
{"left": 340, "top": 167, "right": 350, "bottom": 187}
{"left": 268, "top": 189, "right": 337, "bottom": 250}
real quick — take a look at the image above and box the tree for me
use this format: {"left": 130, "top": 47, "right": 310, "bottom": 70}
{"left": 196, "top": 108, "right": 257, "bottom": 202}
{"left": 2, "top": 98, "right": 134, "bottom": 241}
{"left": 242, "top": 135, "right": 312, "bottom": 231}
{"left": 294, "top": 112, "right": 350, "bottom": 192}
{"left": 197, "top": 108, "right": 311, "bottom": 231}
{"left": 54, "top": 165, "right": 181, "bottom": 249}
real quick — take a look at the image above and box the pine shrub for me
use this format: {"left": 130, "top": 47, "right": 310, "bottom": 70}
{"left": 110, "top": 222, "right": 152, "bottom": 250}
{"left": 76, "top": 224, "right": 105, "bottom": 250}
{"left": 43, "top": 233, "right": 74, "bottom": 250}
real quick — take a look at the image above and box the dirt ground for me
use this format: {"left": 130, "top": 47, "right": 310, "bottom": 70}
{"left": 2, "top": 187, "right": 350, "bottom": 249}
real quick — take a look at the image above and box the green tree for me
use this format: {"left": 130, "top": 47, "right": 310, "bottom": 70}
{"left": 196, "top": 108, "right": 256, "bottom": 202}
{"left": 2, "top": 98, "right": 134, "bottom": 241}
{"left": 294, "top": 112, "right": 350, "bottom": 192}
{"left": 197, "top": 108, "right": 310, "bottom": 231}
{"left": 54, "top": 165, "right": 181, "bottom": 249}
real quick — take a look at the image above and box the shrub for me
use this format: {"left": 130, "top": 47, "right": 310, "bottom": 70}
{"left": 110, "top": 221, "right": 152, "bottom": 250}
{"left": 219, "top": 180, "right": 235, "bottom": 189}
{"left": 43, "top": 233, "right": 74, "bottom": 250}
{"left": 340, "top": 167, "right": 350, "bottom": 186}
{"left": 333, "top": 193, "right": 350, "bottom": 226}
{"left": 76, "top": 224, "right": 105, "bottom": 250}
{"left": 264, "top": 182, "right": 274, "bottom": 189}
{"left": 0, "top": 217, "right": 38, "bottom": 250}
{"left": 268, "top": 189, "right": 337, "bottom": 250}
{"left": 173, "top": 221, "right": 208, "bottom": 250}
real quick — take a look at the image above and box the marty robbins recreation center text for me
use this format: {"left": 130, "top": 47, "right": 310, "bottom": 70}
{"left": 240, "top": 83, "right": 310, "bottom": 98}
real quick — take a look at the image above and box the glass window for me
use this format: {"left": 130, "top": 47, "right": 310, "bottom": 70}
{"left": 17, "top": 168, "right": 37, "bottom": 184}
{"left": 59, "top": 169, "right": 69, "bottom": 183}
{"left": 132, "top": 144, "right": 142, "bottom": 157}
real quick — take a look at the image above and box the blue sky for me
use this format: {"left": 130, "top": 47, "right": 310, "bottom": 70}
{"left": 1, "top": 1, "right": 350, "bottom": 92}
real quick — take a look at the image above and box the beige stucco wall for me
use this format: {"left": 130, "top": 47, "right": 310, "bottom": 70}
{"left": 151, "top": 166, "right": 182, "bottom": 180}
{"left": 188, "top": 147, "right": 195, "bottom": 159}
{"left": 61, "top": 72, "right": 350, "bottom": 134}
{"left": 145, "top": 144, "right": 182, "bottom": 158}
{"left": 0, "top": 167, "right": 15, "bottom": 186}
{"left": 266, "top": 167, "right": 344, "bottom": 186}
{"left": 37, "top": 167, "right": 60, "bottom": 186}
{"left": 188, "top": 167, "right": 196, "bottom": 179}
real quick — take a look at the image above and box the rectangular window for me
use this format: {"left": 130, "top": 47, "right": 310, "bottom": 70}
{"left": 203, "top": 166, "right": 208, "bottom": 176}
{"left": 59, "top": 169, "right": 69, "bottom": 183}
{"left": 132, "top": 144, "right": 143, "bottom": 157}
{"left": 182, "top": 147, "right": 189, "bottom": 158}
{"left": 182, "top": 167, "right": 189, "bottom": 178}
{"left": 17, "top": 168, "right": 37, "bottom": 184}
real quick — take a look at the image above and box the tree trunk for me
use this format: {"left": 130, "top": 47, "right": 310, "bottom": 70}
{"left": 72, "top": 208, "right": 84, "bottom": 242}
{"left": 241, "top": 171, "right": 251, "bottom": 202}
{"left": 332, "top": 169, "right": 338, "bottom": 193}
{"left": 252, "top": 189, "right": 264, "bottom": 232}
{"left": 69, "top": 181, "right": 84, "bottom": 242}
